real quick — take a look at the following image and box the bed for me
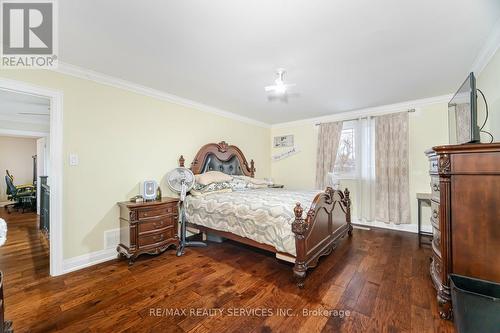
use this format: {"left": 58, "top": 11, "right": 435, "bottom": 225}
{"left": 180, "top": 141, "right": 352, "bottom": 287}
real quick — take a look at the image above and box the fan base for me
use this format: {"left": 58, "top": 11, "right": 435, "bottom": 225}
{"left": 176, "top": 241, "right": 207, "bottom": 256}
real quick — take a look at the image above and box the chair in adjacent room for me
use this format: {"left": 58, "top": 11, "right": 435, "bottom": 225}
{"left": 4, "top": 170, "right": 36, "bottom": 214}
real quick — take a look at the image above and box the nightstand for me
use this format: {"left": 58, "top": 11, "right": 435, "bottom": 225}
{"left": 268, "top": 184, "right": 284, "bottom": 188}
{"left": 117, "top": 197, "right": 179, "bottom": 265}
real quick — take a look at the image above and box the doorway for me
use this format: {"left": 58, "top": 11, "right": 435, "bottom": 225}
{"left": 0, "top": 77, "right": 63, "bottom": 276}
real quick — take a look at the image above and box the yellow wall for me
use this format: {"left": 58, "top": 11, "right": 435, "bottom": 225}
{"left": 0, "top": 136, "right": 37, "bottom": 201}
{"left": 477, "top": 48, "right": 500, "bottom": 142}
{"left": 0, "top": 70, "right": 271, "bottom": 259}
{"left": 271, "top": 103, "right": 449, "bottom": 226}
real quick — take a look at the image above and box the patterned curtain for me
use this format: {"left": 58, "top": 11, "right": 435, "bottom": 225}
{"left": 375, "top": 112, "right": 410, "bottom": 224}
{"left": 315, "top": 121, "right": 343, "bottom": 190}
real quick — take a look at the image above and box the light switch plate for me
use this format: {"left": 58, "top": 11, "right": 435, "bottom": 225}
{"left": 69, "top": 153, "right": 79, "bottom": 166}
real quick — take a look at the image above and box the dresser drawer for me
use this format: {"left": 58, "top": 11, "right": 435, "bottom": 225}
{"left": 138, "top": 205, "right": 177, "bottom": 220}
{"left": 139, "top": 215, "right": 177, "bottom": 234}
{"left": 431, "top": 253, "right": 442, "bottom": 284}
{"left": 429, "top": 156, "right": 439, "bottom": 174}
{"left": 138, "top": 228, "right": 175, "bottom": 248}
{"left": 430, "top": 176, "right": 440, "bottom": 202}
{"left": 430, "top": 200, "right": 440, "bottom": 230}
{"left": 432, "top": 227, "right": 441, "bottom": 257}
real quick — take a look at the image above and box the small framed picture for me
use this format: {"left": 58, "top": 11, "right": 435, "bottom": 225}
{"left": 273, "top": 135, "right": 294, "bottom": 148}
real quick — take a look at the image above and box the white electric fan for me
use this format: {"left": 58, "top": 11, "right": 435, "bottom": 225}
{"left": 166, "top": 167, "right": 206, "bottom": 256}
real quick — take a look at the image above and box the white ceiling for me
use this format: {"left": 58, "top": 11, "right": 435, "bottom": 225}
{"left": 0, "top": 90, "right": 50, "bottom": 125}
{"left": 59, "top": 0, "right": 500, "bottom": 124}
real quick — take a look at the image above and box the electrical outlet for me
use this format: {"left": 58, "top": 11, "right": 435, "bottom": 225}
{"left": 69, "top": 153, "right": 79, "bottom": 166}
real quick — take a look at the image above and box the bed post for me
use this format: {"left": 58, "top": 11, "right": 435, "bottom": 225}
{"left": 343, "top": 188, "right": 353, "bottom": 236}
{"left": 250, "top": 159, "right": 255, "bottom": 177}
{"left": 292, "top": 203, "right": 308, "bottom": 288}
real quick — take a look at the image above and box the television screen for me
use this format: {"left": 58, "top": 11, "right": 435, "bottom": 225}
{"left": 448, "top": 73, "right": 479, "bottom": 144}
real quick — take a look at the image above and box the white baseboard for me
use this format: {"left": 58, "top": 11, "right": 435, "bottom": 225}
{"left": 352, "top": 219, "right": 432, "bottom": 234}
{"left": 62, "top": 248, "right": 117, "bottom": 274}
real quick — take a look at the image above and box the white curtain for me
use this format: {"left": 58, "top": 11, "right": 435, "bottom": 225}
{"left": 356, "top": 117, "right": 376, "bottom": 221}
{"left": 315, "top": 121, "right": 343, "bottom": 190}
{"left": 374, "top": 112, "right": 410, "bottom": 224}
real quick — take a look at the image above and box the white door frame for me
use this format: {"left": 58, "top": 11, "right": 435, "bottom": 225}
{"left": 0, "top": 77, "right": 64, "bottom": 276}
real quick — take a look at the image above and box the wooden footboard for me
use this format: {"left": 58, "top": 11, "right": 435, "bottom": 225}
{"left": 291, "top": 187, "right": 352, "bottom": 287}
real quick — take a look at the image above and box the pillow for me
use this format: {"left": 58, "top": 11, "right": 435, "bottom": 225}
{"left": 247, "top": 183, "right": 268, "bottom": 189}
{"left": 195, "top": 171, "right": 233, "bottom": 186}
{"left": 229, "top": 178, "right": 250, "bottom": 191}
{"left": 190, "top": 181, "right": 233, "bottom": 196}
{"left": 233, "top": 175, "right": 268, "bottom": 185}
{"left": 190, "top": 188, "right": 232, "bottom": 196}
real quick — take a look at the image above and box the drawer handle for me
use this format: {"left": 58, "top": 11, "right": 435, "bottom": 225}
{"left": 432, "top": 184, "right": 440, "bottom": 192}
{"left": 154, "top": 221, "right": 164, "bottom": 228}
{"left": 432, "top": 210, "right": 438, "bottom": 219}
{"left": 155, "top": 234, "right": 165, "bottom": 242}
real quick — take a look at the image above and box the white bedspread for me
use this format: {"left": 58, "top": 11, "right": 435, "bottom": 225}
{"left": 184, "top": 188, "right": 320, "bottom": 256}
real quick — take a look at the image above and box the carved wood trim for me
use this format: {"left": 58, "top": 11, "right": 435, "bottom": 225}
{"left": 189, "top": 141, "right": 256, "bottom": 177}
{"left": 438, "top": 154, "right": 451, "bottom": 175}
{"left": 292, "top": 187, "right": 352, "bottom": 288}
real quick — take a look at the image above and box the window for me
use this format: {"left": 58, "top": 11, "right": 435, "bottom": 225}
{"left": 333, "top": 127, "right": 356, "bottom": 178}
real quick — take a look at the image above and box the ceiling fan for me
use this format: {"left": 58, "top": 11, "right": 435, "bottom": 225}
{"left": 264, "top": 68, "right": 295, "bottom": 95}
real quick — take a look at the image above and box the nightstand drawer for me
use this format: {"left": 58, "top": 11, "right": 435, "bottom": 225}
{"left": 138, "top": 228, "right": 175, "bottom": 248}
{"left": 138, "top": 205, "right": 176, "bottom": 219}
{"left": 139, "top": 215, "right": 177, "bottom": 234}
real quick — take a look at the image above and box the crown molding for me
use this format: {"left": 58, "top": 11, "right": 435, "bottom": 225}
{"left": 471, "top": 17, "right": 500, "bottom": 75}
{"left": 52, "top": 62, "right": 270, "bottom": 128}
{"left": 271, "top": 94, "right": 453, "bottom": 129}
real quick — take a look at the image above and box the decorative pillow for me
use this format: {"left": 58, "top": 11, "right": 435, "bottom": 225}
{"left": 195, "top": 171, "right": 233, "bottom": 186}
{"left": 229, "top": 178, "right": 250, "bottom": 191}
{"left": 247, "top": 183, "right": 268, "bottom": 189}
{"left": 233, "top": 175, "right": 268, "bottom": 185}
{"left": 190, "top": 188, "right": 232, "bottom": 196}
{"left": 190, "top": 181, "right": 233, "bottom": 196}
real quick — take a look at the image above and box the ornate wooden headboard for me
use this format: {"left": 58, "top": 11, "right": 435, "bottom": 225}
{"left": 179, "top": 141, "right": 255, "bottom": 177}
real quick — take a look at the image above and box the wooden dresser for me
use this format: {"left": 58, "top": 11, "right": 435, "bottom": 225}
{"left": 117, "top": 197, "right": 179, "bottom": 264}
{"left": 425, "top": 143, "right": 500, "bottom": 319}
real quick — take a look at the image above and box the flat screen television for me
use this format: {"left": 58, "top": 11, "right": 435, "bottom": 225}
{"left": 448, "top": 72, "right": 480, "bottom": 144}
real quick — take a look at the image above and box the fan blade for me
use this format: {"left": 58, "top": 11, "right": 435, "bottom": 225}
{"left": 264, "top": 85, "right": 277, "bottom": 92}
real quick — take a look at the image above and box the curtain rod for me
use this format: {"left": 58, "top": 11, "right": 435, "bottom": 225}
{"left": 314, "top": 108, "right": 416, "bottom": 126}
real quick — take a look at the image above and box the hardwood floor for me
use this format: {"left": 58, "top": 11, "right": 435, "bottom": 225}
{"left": 0, "top": 211, "right": 455, "bottom": 332}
